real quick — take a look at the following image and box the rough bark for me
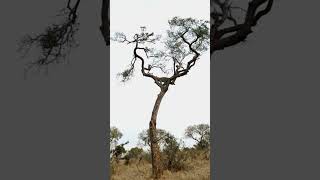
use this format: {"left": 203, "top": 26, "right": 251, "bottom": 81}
{"left": 149, "top": 89, "right": 167, "bottom": 179}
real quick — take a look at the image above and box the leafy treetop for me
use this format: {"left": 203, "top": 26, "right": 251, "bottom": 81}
{"left": 112, "top": 17, "right": 209, "bottom": 91}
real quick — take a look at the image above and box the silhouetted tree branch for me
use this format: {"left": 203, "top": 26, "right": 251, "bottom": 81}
{"left": 18, "top": 0, "right": 81, "bottom": 75}
{"left": 113, "top": 17, "right": 209, "bottom": 90}
{"left": 211, "top": 0, "right": 274, "bottom": 53}
{"left": 17, "top": 0, "right": 274, "bottom": 75}
{"left": 100, "top": 0, "right": 110, "bottom": 46}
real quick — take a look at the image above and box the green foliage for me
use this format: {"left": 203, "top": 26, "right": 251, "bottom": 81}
{"left": 127, "top": 147, "right": 144, "bottom": 159}
{"left": 114, "top": 144, "right": 126, "bottom": 157}
{"left": 110, "top": 127, "right": 127, "bottom": 164}
{"left": 124, "top": 147, "right": 144, "bottom": 165}
{"left": 185, "top": 124, "right": 210, "bottom": 150}
{"left": 110, "top": 126, "right": 123, "bottom": 144}
{"left": 112, "top": 17, "right": 209, "bottom": 82}
{"left": 162, "top": 134, "right": 188, "bottom": 171}
{"left": 137, "top": 129, "right": 190, "bottom": 171}
{"left": 109, "top": 125, "right": 211, "bottom": 172}
{"left": 182, "top": 147, "right": 198, "bottom": 159}
{"left": 141, "top": 150, "right": 152, "bottom": 164}
{"left": 111, "top": 141, "right": 129, "bottom": 163}
{"left": 138, "top": 129, "right": 170, "bottom": 148}
{"left": 195, "top": 139, "right": 210, "bottom": 150}
{"left": 166, "top": 17, "right": 210, "bottom": 57}
{"left": 182, "top": 147, "right": 210, "bottom": 161}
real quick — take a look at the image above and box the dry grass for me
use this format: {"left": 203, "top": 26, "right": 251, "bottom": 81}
{"left": 111, "top": 153, "right": 210, "bottom": 180}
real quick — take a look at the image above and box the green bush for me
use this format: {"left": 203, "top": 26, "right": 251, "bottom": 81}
{"left": 111, "top": 141, "right": 128, "bottom": 163}
{"left": 162, "top": 134, "right": 188, "bottom": 172}
{"left": 124, "top": 147, "right": 144, "bottom": 165}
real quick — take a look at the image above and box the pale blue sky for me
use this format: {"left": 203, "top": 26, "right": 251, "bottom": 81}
{"left": 110, "top": 0, "right": 210, "bottom": 149}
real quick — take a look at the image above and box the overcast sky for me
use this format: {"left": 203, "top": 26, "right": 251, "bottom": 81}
{"left": 110, "top": 0, "right": 210, "bottom": 148}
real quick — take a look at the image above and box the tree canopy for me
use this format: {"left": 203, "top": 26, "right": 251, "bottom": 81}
{"left": 112, "top": 17, "right": 209, "bottom": 88}
{"left": 138, "top": 129, "right": 171, "bottom": 148}
{"left": 110, "top": 126, "right": 123, "bottom": 145}
{"left": 185, "top": 124, "right": 210, "bottom": 149}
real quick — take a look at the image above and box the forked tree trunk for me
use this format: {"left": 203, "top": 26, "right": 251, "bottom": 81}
{"left": 149, "top": 89, "right": 167, "bottom": 179}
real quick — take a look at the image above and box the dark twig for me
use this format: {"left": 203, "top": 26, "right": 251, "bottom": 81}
{"left": 18, "top": 0, "right": 81, "bottom": 76}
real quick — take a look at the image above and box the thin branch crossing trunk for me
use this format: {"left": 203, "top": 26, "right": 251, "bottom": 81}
{"left": 149, "top": 89, "right": 167, "bottom": 179}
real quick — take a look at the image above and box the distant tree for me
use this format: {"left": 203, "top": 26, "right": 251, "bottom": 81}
{"left": 127, "top": 147, "right": 144, "bottom": 159}
{"left": 185, "top": 124, "right": 210, "bottom": 150}
{"left": 109, "top": 127, "right": 130, "bottom": 163}
{"left": 138, "top": 129, "right": 170, "bottom": 149}
{"left": 111, "top": 141, "right": 129, "bottom": 163}
{"left": 110, "top": 126, "right": 123, "bottom": 148}
{"left": 123, "top": 147, "right": 144, "bottom": 165}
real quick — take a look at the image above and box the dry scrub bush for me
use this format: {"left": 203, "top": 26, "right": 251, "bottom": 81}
{"left": 111, "top": 148, "right": 210, "bottom": 180}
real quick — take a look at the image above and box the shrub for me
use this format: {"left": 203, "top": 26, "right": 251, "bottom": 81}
{"left": 111, "top": 141, "right": 128, "bottom": 163}
{"left": 124, "top": 147, "right": 144, "bottom": 165}
{"left": 162, "top": 134, "right": 188, "bottom": 172}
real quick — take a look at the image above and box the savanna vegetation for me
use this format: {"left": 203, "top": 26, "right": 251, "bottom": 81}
{"left": 110, "top": 124, "right": 210, "bottom": 180}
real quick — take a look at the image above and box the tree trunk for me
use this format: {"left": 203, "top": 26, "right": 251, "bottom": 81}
{"left": 100, "top": 0, "right": 109, "bottom": 46}
{"left": 149, "top": 89, "right": 167, "bottom": 179}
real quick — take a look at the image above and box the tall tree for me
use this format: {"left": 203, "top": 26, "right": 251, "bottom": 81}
{"left": 17, "top": 0, "right": 274, "bottom": 179}
{"left": 113, "top": 17, "right": 209, "bottom": 179}
{"left": 112, "top": 17, "right": 209, "bottom": 178}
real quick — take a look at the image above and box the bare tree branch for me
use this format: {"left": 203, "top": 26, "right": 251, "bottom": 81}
{"left": 18, "top": 0, "right": 81, "bottom": 76}
{"left": 211, "top": 0, "right": 274, "bottom": 54}
{"left": 113, "top": 17, "right": 209, "bottom": 91}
